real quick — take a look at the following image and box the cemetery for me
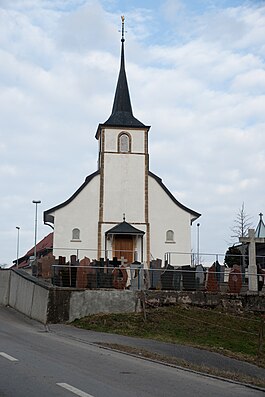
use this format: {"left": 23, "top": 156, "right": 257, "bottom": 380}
{"left": 31, "top": 229, "right": 265, "bottom": 295}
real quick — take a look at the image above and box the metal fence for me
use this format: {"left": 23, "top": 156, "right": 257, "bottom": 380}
{"left": 49, "top": 264, "right": 265, "bottom": 293}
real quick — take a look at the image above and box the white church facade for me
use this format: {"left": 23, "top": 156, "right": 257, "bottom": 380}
{"left": 44, "top": 19, "right": 200, "bottom": 267}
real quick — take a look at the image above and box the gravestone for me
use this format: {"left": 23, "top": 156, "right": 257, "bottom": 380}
{"left": 86, "top": 260, "right": 97, "bottom": 289}
{"left": 257, "top": 266, "right": 265, "bottom": 292}
{"left": 76, "top": 256, "right": 90, "bottom": 288}
{"left": 195, "top": 264, "right": 205, "bottom": 290}
{"left": 240, "top": 228, "right": 265, "bottom": 292}
{"left": 59, "top": 256, "right": 70, "bottom": 287}
{"left": 38, "top": 252, "right": 55, "bottom": 280}
{"left": 182, "top": 265, "right": 196, "bottom": 290}
{"left": 70, "top": 255, "right": 78, "bottom": 287}
{"left": 161, "top": 265, "right": 174, "bottom": 290}
{"left": 206, "top": 263, "right": 219, "bottom": 292}
{"left": 172, "top": 268, "right": 182, "bottom": 290}
{"left": 130, "top": 262, "right": 144, "bottom": 290}
{"left": 228, "top": 264, "right": 242, "bottom": 293}
{"left": 149, "top": 259, "right": 162, "bottom": 289}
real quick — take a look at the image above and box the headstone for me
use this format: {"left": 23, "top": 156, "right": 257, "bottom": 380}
{"left": 38, "top": 252, "right": 56, "bottom": 279}
{"left": 161, "top": 265, "right": 174, "bottom": 290}
{"left": 76, "top": 257, "right": 90, "bottom": 288}
{"left": 206, "top": 263, "right": 219, "bottom": 292}
{"left": 130, "top": 262, "right": 144, "bottom": 290}
{"left": 70, "top": 255, "right": 78, "bottom": 287}
{"left": 195, "top": 264, "right": 205, "bottom": 290}
{"left": 240, "top": 228, "right": 265, "bottom": 292}
{"left": 172, "top": 268, "right": 182, "bottom": 290}
{"left": 87, "top": 260, "right": 97, "bottom": 288}
{"left": 257, "top": 265, "right": 265, "bottom": 292}
{"left": 112, "top": 265, "right": 128, "bottom": 289}
{"left": 149, "top": 259, "right": 162, "bottom": 289}
{"left": 228, "top": 264, "right": 242, "bottom": 293}
{"left": 182, "top": 265, "right": 196, "bottom": 290}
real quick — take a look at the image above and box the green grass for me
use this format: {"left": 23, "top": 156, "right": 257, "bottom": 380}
{"left": 72, "top": 305, "right": 265, "bottom": 367}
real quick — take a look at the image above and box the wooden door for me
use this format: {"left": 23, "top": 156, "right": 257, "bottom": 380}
{"left": 114, "top": 235, "right": 134, "bottom": 264}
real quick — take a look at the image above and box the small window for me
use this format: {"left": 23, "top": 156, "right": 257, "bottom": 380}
{"left": 118, "top": 132, "right": 131, "bottom": 153}
{"left": 166, "top": 230, "right": 174, "bottom": 242}
{"left": 72, "top": 228, "right": 80, "bottom": 240}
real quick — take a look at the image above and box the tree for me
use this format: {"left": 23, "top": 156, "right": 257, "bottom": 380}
{"left": 231, "top": 202, "right": 253, "bottom": 240}
{"left": 224, "top": 245, "right": 249, "bottom": 268}
{"left": 226, "top": 203, "right": 252, "bottom": 270}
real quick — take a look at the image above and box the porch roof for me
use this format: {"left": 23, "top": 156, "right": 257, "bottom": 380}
{"left": 106, "top": 221, "right": 145, "bottom": 236}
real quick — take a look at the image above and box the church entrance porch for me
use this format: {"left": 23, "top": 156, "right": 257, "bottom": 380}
{"left": 105, "top": 220, "right": 145, "bottom": 264}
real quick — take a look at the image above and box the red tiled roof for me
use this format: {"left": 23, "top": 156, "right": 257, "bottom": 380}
{"left": 25, "top": 232, "right": 53, "bottom": 256}
{"left": 13, "top": 232, "right": 53, "bottom": 269}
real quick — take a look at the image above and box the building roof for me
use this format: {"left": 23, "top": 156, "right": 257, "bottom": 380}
{"left": 106, "top": 221, "right": 145, "bottom": 235}
{"left": 13, "top": 232, "right": 53, "bottom": 269}
{"left": 256, "top": 213, "right": 265, "bottom": 238}
{"left": 97, "top": 18, "right": 146, "bottom": 135}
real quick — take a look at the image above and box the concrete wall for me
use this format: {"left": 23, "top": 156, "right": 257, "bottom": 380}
{"left": 0, "top": 270, "right": 11, "bottom": 306}
{"left": 1, "top": 269, "right": 264, "bottom": 325}
{"left": 69, "top": 289, "right": 138, "bottom": 322}
{"left": 8, "top": 270, "right": 49, "bottom": 323}
{"left": 0, "top": 269, "right": 138, "bottom": 324}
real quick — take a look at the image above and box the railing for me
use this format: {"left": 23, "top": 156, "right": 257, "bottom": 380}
{"left": 49, "top": 264, "right": 265, "bottom": 293}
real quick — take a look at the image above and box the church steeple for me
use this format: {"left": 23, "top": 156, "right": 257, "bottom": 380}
{"left": 103, "top": 16, "right": 145, "bottom": 128}
{"left": 256, "top": 213, "right": 265, "bottom": 238}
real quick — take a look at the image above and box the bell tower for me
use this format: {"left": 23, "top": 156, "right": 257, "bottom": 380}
{"left": 95, "top": 16, "right": 151, "bottom": 263}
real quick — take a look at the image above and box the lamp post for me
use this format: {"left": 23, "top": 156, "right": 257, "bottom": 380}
{"left": 197, "top": 223, "right": 200, "bottom": 266}
{"left": 32, "top": 200, "right": 41, "bottom": 274}
{"left": 16, "top": 226, "right": 20, "bottom": 268}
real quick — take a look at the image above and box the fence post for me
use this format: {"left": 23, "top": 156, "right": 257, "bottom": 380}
{"left": 258, "top": 316, "right": 264, "bottom": 358}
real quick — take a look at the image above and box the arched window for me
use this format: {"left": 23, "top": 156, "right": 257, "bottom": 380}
{"left": 118, "top": 132, "right": 131, "bottom": 153}
{"left": 166, "top": 230, "right": 174, "bottom": 242}
{"left": 72, "top": 228, "right": 80, "bottom": 240}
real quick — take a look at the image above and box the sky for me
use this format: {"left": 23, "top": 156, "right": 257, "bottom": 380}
{"left": 1, "top": 0, "right": 265, "bottom": 266}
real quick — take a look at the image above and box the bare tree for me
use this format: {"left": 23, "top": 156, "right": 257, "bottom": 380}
{"left": 231, "top": 202, "right": 253, "bottom": 240}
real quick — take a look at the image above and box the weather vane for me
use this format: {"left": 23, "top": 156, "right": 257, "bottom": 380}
{"left": 120, "top": 15, "right": 126, "bottom": 42}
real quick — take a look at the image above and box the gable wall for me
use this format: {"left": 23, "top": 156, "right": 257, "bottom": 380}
{"left": 52, "top": 174, "right": 100, "bottom": 261}
{"left": 148, "top": 175, "right": 192, "bottom": 265}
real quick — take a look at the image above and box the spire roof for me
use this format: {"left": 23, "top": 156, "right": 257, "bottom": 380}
{"left": 255, "top": 213, "right": 265, "bottom": 238}
{"left": 103, "top": 16, "right": 146, "bottom": 128}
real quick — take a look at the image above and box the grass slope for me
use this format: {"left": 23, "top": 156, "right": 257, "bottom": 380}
{"left": 73, "top": 305, "right": 265, "bottom": 367}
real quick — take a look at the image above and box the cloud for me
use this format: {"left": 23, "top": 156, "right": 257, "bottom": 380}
{"left": 1, "top": 0, "right": 265, "bottom": 265}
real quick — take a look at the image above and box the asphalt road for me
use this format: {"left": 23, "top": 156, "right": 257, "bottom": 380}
{"left": 0, "top": 306, "right": 263, "bottom": 397}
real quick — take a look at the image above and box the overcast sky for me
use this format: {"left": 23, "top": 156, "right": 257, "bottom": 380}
{"left": 1, "top": 0, "right": 265, "bottom": 266}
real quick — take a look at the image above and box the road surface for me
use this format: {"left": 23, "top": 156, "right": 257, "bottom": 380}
{"left": 0, "top": 307, "right": 263, "bottom": 397}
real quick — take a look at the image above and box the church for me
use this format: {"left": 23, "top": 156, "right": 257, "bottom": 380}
{"left": 44, "top": 18, "right": 200, "bottom": 268}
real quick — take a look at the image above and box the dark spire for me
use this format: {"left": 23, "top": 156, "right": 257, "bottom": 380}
{"left": 256, "top": 212, "right": 265, "bottom": 238}
{"left": 104, "top": 16, "right": 145, "bottom": 128}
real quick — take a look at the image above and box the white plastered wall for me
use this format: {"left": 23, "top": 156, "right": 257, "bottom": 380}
{"left": 103, "top": 127, "right": 146, "bottom": 223}
{"left": 104, "top": 128, "right": 145, "bottom": 153}
{"left": 50, "top": 175, "right": 100, "bottom": 261}
{"left": 103, "top": 154, "right": 145, "bottom": 222}
{"left": 148, "top": 175, "right": 192, "bottom": 266}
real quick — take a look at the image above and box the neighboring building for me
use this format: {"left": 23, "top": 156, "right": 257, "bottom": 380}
{"left": 44, "top": 19, "right": 200, "bottom": 267}
{"left": 12, "top": 232, "right": 53, "bottom": 272}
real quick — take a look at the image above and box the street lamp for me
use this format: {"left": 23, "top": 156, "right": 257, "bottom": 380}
{"left": 32, "top": 200, "right": 41, "bottom": 274}
{"left": 197, "top": 223, "right": 200, "bottom": 266}
{"left": 16, "top": 226, "right": 20, "bottom": 268}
